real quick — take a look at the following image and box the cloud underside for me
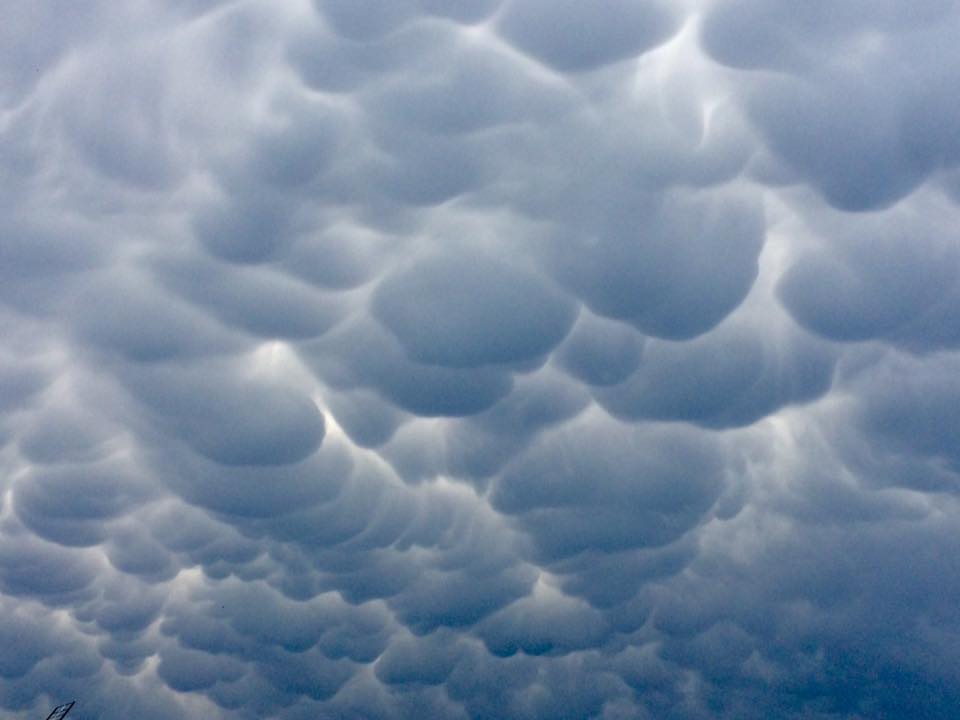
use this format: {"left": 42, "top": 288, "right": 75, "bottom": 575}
{"left": 2, "top": 0, "right": 960, "bottom": 718}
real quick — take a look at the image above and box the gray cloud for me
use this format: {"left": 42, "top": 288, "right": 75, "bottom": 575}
{"left": 496, "top": 0, "right": 679, "bottom": 73}
{"left": 543, "top": 188, "right": 765, "bottom": 339}
{"left": 493, "top": 415, "right": 723, "bottom": 563}
{"left": 778, "top": 197, "right": 960, "bottom": 350}
{"left": 703, "top": 0, "right": 960, "bottom": 210}
{"left": 594, "top": 320, "right": 836, "bottom": 428}
{"left": 2, "top": 0, "right": 960, "bottom": 718}
{"left": 372, "top": 248, "right": 576, "bottom": 368}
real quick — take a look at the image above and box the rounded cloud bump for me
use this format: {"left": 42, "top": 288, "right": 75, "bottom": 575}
{"left": 703, "top": 0, "right": 960, "bottom": 210}
{"left": 496, "top": 0, "right": 679, "bottom": 72}
{"left": 372, "top": 249, "right": 576, "bottom": 368}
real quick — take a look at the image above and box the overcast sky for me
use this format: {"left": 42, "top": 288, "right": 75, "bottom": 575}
{"left": 3, "top": 1, "right": 960, "bottom": 718}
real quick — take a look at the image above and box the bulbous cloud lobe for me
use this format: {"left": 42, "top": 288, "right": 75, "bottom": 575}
{"left": 372, "top": 249, "right": 576, "bottom": 368}
{"left": 1, "top": 0, "right": 960, "bottom": 718}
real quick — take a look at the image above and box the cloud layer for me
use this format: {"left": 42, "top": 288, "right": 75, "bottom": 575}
{"left": 3, "top": 1, "right": 960, "bottom": 718}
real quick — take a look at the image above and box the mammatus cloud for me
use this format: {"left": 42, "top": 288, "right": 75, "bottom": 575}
{"left": 2, "top": 0, "right": 960, "bottom": 718}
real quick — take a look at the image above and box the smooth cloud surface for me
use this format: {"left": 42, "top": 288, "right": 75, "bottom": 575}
{"left": 2, "top": 1, "right": 960, "bottom": 718}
